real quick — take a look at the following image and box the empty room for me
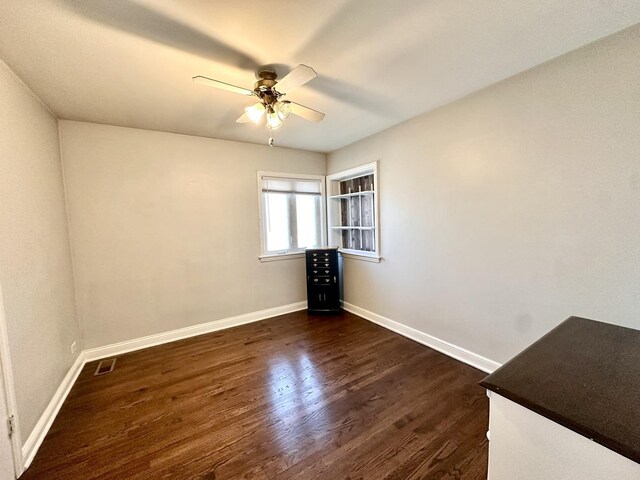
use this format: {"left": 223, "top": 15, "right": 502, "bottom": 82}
{"left": 1, "top": 1, "right": 639, "bottom": 479}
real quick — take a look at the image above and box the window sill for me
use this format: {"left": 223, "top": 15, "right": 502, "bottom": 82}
{"left": 339, "top": 251, "right": 382, "bottom": 263}
{"left": 259, "top": 252, "right": 306, "bottom": 263}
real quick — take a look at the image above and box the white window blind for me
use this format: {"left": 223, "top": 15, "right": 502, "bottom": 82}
{"left": 261, "top": 176, "right": 322, "bottom": 195}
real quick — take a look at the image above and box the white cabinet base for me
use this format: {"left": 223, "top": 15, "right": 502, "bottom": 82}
{"left": 487, "top": 392, "right": 640, "bottom": 480}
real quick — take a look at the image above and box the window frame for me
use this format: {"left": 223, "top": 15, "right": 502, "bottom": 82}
{"left": 326, "top": 161, "right": 381, "bottom": 262}
{"left": 257, "top": 171, "right": 327, "bottom": 262}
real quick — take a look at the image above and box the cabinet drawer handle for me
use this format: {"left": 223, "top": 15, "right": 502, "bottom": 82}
{"left": 314, "top": 279, "right": 318, "bottom": 283}
{"left": 325, "top": 270, "right": 329, "bottom": 274}
{"left": 334, "top": 276, "right": 337, "bottom": 283}
{"left": 325, "top": 279, "right": 330, "bottom": 283}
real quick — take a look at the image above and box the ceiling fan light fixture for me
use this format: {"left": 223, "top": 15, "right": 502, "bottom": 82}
{"left": 275, "top": 101, "right": 291, "bottom": 120}
{"left": 267, "top": 110, "right": 283, "bottom": 129}
{"left": 245, "top": 102, "right": 265, "bottom": 124}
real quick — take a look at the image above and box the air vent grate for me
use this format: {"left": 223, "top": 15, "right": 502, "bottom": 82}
{"left": 94, "top": 358, "right": 117, "bottom": 376}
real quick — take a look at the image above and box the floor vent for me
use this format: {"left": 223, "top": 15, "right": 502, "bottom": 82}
{"left": 94, "top": 358, "right": 117, "bottom": 376}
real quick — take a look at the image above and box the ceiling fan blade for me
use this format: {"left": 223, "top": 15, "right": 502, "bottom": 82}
{"left": 275, "top": 65, "right": 317, "bottom": 94}
{"left": 193, "top": 76, "right": 254, "bottom": 96}
{"left": 289, "top": 102, "right": 325, "bottom": 123}
{"left": 236, "top": 112, "right": 251, "bottom": 123}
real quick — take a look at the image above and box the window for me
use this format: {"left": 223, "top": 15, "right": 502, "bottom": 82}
{"left": 258, "top": 172, "right": 326, "bottom": 260}
{"left": 326, "top": 162, "right": 380, "bottom": 261}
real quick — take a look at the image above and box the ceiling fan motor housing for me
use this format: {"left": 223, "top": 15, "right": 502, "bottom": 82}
{"left": 253, "top": 70, "right": 282, "bottom": 108}
{"left": 254, "top": 69, "right": 278, "bottom": 91}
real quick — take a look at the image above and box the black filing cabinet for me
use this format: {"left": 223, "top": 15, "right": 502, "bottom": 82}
{"left": 306, "top": 248, "right": 342, "bottom": 313}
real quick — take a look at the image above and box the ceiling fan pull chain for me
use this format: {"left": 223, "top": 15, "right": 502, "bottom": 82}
{"left": 268, "top": 125, "right": 274, "bottom": 147}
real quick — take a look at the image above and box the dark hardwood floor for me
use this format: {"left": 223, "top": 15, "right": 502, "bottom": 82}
{"left": 21, "top": 311, "right": 488, "bottom": 479}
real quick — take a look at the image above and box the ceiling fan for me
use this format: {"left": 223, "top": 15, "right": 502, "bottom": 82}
{"left": 193, "top": 65, "right": 325, "bottom": 146}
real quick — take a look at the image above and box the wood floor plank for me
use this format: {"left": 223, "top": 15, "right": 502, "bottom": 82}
{"left": 20, "top": 311, "right": 488, "bottom": 479}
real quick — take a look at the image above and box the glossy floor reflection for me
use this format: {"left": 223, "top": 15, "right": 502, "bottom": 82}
{"left": 21, "top": 310, "right": 488, "bottom": 479}
{"left": 268, "top": 354, "right": 332, "bottom": 455}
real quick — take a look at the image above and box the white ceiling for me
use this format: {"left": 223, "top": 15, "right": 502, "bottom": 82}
{"left": 1, "top": 1, "right": 639, "bottom": 152}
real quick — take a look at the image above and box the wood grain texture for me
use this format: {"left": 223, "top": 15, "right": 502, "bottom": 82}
{"left": 21, "top": 311, "right": 488, "bottom": 479}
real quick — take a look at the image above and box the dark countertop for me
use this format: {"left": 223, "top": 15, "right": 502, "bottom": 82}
{"left": 480, "top": 316, "right": 640, "bottom": 464}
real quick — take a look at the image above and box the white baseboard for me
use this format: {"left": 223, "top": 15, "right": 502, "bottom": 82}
{"left": 22, "top": 350, "right": 86, "bottom": 469}
{"left": 342, "top": 301, "right": 502, "bottom": 374}
{"left": 83, "top": 301, "right": 307, "bottom": 362}
{"left": 21, "top": 300, "right": 306, "bottom": 470}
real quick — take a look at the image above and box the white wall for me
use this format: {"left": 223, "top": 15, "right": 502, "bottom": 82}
{"left": 0, "top": 60, "right": 81, "bottom": 439}
{"left": 59, "top": 121, "right": 326, "bottom": 349}
{"left": 328, "top": 25, "right": 640, "bottom": 364}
